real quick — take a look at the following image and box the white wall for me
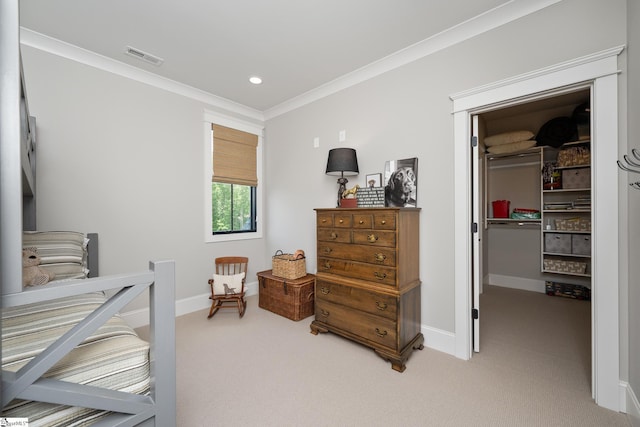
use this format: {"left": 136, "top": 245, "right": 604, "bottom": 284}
{"left": 626, "top": 0, "right": 640, "bottom": 423}
{"left": 264, "top": 0, "right": 627, "bottom": 336}
{"left": 21, "top": 48, "right": 270, "bottom": 311}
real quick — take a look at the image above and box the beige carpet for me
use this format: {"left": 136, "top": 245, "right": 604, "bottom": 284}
{"left": 137, "top": 285, "right": 630, "bottom": 427}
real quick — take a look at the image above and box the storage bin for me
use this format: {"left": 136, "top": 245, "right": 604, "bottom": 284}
{"left": 492, "top": 200, "right": 510, "bottom": 218}
{"left": 555, "top": 218, "right": 591, "bottom": 231}
{"left": 545, "top": 281, "right": 591, "bottom": 300}
{"left": 257, "top": 270, "right": 315, "bottom": 321}
{"left": 272, "top": 250, "right": 307, "bottom": 279}
{"left": 543, "top": 259, "right": 587, "bottom": 274}
{"left": 545, "top": 233, "right": 571, "bottom": 254}
{"left": 571, "top": 234, "right": 591, "bottom": 256}
{"left": 561, "top": 168, "right": 590, "bottom": 189}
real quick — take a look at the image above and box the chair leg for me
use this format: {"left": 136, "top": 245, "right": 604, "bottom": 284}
{"left": 208, "top": 300, "right": 221, "bottom": 319}
{"left": 238, "top": 299, "right": 244, "bottom": 318}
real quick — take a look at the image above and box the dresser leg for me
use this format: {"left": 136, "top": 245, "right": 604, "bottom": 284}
{"left": 310, "top": 320, "right": 328, "bottom": 335}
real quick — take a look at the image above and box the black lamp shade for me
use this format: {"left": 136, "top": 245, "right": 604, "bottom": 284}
{"left": 325, "top": 148, "right": 359, "bottom": 176}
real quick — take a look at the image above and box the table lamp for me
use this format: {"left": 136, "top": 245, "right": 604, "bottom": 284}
{"left": 325, "top": 148, "right": 359, "bottom": 207}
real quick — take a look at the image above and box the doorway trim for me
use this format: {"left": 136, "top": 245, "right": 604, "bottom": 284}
{"left": 450, "top": 45, "right": 624, "bottom": 411}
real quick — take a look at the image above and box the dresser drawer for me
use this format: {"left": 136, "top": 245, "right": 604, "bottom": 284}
{"left": 316, "top": 299, "right": 397, "bottom": 349}
{"left": 316, "top": 279, "right": 397, "bottom": 320}
{"left": 352, "top": 213, "right": 373, "bottom": 228}
{"left": 333, "top": 213, "right": 352, "bottom": 228}
{"left": 317, "top": 242, "right": 396, "bottom": 267}
{"left": 317, "top": 212, "right": 333, "bottom": 228}
{"left": 318, "top": 258, "right": 396, "bottom": 287}
{"left": 373, "top": 213, "right": 397, "bottom": 230}
{"left": 352, "top": 230, "right": 396, "bottom": 247}
{"left": 317, "top": 228, "right": 351, "bottom": 243}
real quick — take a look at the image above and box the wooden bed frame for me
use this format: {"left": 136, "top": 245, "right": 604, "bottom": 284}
{"left": 1, "top": 2, "right": 177, "bottom": 425}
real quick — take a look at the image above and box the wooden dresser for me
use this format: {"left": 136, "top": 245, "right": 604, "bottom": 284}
{"left": 310, "top": 207, "right": 423, "bottom": 372}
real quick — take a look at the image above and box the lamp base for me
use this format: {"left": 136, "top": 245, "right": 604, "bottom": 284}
{"left": 339, "top": 198, "right": 358, "bottom": 208}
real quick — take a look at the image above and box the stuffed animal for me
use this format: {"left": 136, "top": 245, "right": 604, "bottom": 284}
{"left": 22, "top": 247, "right": 54, "bottom": 286}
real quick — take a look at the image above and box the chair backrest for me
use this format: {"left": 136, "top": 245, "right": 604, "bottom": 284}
{"left": 215, "top": 257, "right": 249, "bottom": 281}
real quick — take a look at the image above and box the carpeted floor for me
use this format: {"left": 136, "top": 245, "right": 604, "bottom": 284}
{"left": 137, "top": 285, "right": 630, "bottom": 426}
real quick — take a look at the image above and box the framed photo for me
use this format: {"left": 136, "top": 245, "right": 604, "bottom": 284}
{"left": 384, "top": 157, "right": 418, "bottom": 207}
{"left": 365, "top": 173, "right": 382, "bottom": 188}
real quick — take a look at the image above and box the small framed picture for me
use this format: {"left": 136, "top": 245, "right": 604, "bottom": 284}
{"left": 365, "top": 173, "right": 382, "bottom": 188}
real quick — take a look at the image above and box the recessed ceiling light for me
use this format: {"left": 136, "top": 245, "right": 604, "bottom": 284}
{"left": 249, "top": 76, "right": 263, "bottom": 85}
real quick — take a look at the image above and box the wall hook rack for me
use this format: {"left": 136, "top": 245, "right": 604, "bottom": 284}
{"left": 617, "top": 148, "right": 640, "bottom": 190}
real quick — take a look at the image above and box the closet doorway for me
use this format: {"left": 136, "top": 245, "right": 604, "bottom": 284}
{"left": 474, "top": 88, "right": 593, "bottom": 398}
{"left": 451, "top": 46, "right": 622, "bottom": 411}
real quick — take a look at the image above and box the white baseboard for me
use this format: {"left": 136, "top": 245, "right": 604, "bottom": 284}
{"left": 487, "top": 273, "right": 545, "bottom": 293}
{"left": 422, "top": 325, "right": 456, "bottom": 356}
{"left": 623, "top": 380, "right": 640, "bottom": 426}
{"left": 121, "top": 280, "right": 259, "bottom": 329}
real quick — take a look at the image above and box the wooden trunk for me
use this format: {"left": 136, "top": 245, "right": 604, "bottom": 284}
{"left": 258, "top": 270, "right": 315, "bottom": 321}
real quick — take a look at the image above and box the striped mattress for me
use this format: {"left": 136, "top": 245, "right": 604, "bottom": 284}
{"left": 1, "top": 291, "right": 150, "bottom": 426}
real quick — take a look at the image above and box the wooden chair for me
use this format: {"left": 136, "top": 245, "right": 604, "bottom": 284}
{"left": 207, "top": 256, "right": 248, "bottom": 319}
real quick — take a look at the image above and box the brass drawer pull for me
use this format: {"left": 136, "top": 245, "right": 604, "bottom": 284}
{"left": 323, "top": 262, "right": 331, "bottom": 270}
{"left": 321, "top": 287, "right": 330, "bottom": 295}
{"left": 359, "top": 219, "right": 364, "bottom": 224}
{"left": 367, "top": 234, "right": 378, "bottom": 243}
{"left": 330, "top": 232, "right": 338, "bottom": 240}
{"left": 381, "top": 220, "right": 386, "bottom": 225}
{"left": 320, "top": 309, "right": 330, "bottom": 317}
{"left": 375, "top": 328, "right": 388, "bottom": 338}
{"left": 374, "top": 253, "right": 386, "bottom": 262}
{"left": 374, "top": 272, "right": 387, "bottom": 280}
{"left": 339, "top": 219, "right": 344, "bottom": 224}
{"left": 375, "top": 301, "right": 387, "bottom": 311}
{"left": 321, "top": 218, "right": 327, "bottom": 223}
{"left": 324, "top": 247, "right": 332, "bottom": 253}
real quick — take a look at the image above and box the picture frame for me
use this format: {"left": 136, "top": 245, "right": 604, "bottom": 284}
{"left": 365, "top": 173, "right": 382, "bottom": 188}
{"left": 384, "top": 157, "right": 418, "bottom": 207}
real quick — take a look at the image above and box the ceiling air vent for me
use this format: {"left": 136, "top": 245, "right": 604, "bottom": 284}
{"left": 124, "top": 46, "right": 164, "bottom": 66}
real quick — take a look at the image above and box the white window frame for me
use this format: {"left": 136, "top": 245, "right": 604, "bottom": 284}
{"left": 204, "top": 110, "right": 264, "bottom": 243}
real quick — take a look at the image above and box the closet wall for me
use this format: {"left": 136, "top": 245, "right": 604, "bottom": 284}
{"left": 481, "top": 89, "right": 591, "bottom": 292}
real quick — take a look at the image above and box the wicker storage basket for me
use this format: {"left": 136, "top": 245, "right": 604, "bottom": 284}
{"left": 257, "top": 270, "right": 315, "bottom": 321}
{"left": 272, "top": 250, "right": 306, "bottom": 279}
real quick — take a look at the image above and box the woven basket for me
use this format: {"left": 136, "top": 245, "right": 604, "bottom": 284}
{"left": 272, "top": 250, "right": 306, "bottom": 279}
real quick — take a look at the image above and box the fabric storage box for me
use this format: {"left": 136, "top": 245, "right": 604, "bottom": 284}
{"left": 543, "top": 259, "right": 587, "bottom": 274}
{"left": 571, "top": 234, "right": 591, "bottom": 256}
{"left": 561, "top": 168, "right": 590, "bottom": 189}
{"left": 545, "top": 233, "right": 571, "bottom": 254}
{"left": 555, "top": 218, "right": 591, "bottom": 231}
{"left": 257, "top": 270, "right": 315, "bottom": 321}
{"left": 545, "top": 281, "right": 591, "bottom": 300}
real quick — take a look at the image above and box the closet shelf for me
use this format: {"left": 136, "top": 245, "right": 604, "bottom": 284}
{"left": 542, "top": 229, "right": 590, "bottom": 234}
{"left": 543, "top": 251, "right": 591, "bottom": 258}
{"left": 542, "top": 269, "right": 591, "bottom": 278}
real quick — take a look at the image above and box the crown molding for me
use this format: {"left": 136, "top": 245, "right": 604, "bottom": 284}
{"left": 19, "top": 0, "right": 562, "bottom": 123}
{"left": 19, "top": 27, "right": 265, "bottom": 123}
{"left": 263, "top": 0, "right": 562, "bottom": 120}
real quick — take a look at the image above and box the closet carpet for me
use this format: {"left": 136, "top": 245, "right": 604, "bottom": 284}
{"left": 136, "top": 285, "right": 630, "bottom": 427}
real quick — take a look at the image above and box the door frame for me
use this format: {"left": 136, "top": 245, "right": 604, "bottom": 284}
{"left": 450, "top": 46, "right": 624, "bottom": 411}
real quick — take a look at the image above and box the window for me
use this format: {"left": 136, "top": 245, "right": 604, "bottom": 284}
{"left": 205, "top": 117, "right": 262, "bottom": 242}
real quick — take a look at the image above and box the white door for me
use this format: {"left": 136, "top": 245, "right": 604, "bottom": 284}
{"left": 471, "top": 114, "right": 481, "bottom": 352}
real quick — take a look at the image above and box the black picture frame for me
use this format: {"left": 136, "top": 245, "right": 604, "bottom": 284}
{"left": 384, "top": 157, "right": 418, "bottom": 207}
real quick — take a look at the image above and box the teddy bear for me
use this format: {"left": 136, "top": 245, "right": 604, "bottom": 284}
{"left": 22, "top": 247, "right": 55, "bottom": 287}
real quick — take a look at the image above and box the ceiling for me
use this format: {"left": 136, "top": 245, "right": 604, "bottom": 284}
{"left": 19, "top": 0, "right": 512, "bottom": 112}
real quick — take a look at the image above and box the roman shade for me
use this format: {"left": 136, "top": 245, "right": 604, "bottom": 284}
{"left": 212, "top": 124, "right": 258, "bottom": 187}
